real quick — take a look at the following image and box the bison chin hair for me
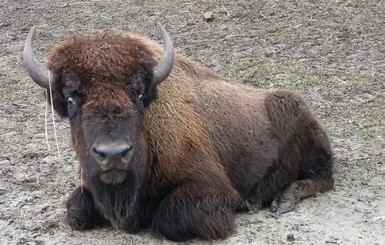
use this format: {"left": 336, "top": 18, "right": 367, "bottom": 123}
{"left": 88, "top": 169, "right": 142, "bottom": 230}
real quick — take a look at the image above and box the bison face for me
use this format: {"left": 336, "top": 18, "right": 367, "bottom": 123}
{"left": 24, "top": 23, "right": 174, "bottom": 186}
{"left": 63, "top": 72, "right": 149, "bottom": 185}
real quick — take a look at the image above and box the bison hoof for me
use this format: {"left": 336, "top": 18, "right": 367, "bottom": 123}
{"left": 237, "top": 200, "right": 262, "bottom": 213}
{"left": 270, "top": 198, "right": 295, "bottom": 213}
{"left": 65, "top": 209, "right": 95, "bottom": 230}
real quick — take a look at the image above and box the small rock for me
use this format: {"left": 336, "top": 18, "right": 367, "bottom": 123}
{"left": 203, "top": 11, "right": 214, "bottom": 22}
{"left": 34, "top": 133, "right": 47, "bottom": 139}
{"left": 287, "top": 233, "right": 295, "bottom": 241}
{"left": 2, "top": 131, "right": 17, "bottom": 137}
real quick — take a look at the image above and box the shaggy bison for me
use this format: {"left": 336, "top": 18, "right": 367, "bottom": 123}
{"left": 24, "top": 23, "right": 334, "bottom": 241}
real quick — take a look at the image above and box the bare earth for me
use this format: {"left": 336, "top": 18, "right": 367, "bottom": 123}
{"left": 1, "top": 0, "right": 384, "bottom": 244}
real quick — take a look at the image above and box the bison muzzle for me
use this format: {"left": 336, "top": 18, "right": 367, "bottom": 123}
{"left": 24, "top": 23, "right": 334, "bottom": 241}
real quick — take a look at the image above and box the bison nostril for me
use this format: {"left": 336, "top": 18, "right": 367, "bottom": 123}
{"left": 92, "top": 142, "right": 133, "bottom": 162}
{"left": 121, "top": 145, "right": 133, "bottom": 156}
{"left": 92, "top": 147, "right": 107, "bottom": 160}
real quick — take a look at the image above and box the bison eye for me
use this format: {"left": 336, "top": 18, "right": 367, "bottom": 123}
{"left": 66, "top": 96, "right": 75, "bottom": 107}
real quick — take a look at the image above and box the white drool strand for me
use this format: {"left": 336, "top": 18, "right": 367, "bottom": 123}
{"left": 44, "top": 89, "right": 51, "bottom": 152}
{"left": 47, "top": 71, "right": 61, "bottom": 158}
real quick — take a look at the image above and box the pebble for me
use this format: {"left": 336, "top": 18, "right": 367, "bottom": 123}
{"left": 287, "top": 233, "right": 295, "bottom": 241}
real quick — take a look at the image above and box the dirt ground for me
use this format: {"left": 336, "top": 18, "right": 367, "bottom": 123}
{"left": 1, "top": 0, "right": 384, "bottom": 244}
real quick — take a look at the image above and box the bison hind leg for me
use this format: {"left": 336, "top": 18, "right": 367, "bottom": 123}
{"left": 270, "top": 144, "right": 334, "bottom": 213}
{"left": 65, "top": 186, "right": 108, "bottom": 230}
{"left": 264, "top": 90, "right": 335, "bottom": 213}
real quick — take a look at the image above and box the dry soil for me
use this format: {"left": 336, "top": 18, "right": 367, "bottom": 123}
{"left": 0, "top": 0, "right": 384, "bottom": 244}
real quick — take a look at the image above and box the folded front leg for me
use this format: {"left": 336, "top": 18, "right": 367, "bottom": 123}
{"left": 65, "top": 186, "right": 108, "bottom": 230}
{"left": 152, "top": 182, "right": 239, "bottom": 242}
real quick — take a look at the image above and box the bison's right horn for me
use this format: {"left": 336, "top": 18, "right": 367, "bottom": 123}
{"left": 24, "top": 25, "right": 52, "bottom": 89}
{"left": 152, "top": 23, "right": 174, "bottom": 85}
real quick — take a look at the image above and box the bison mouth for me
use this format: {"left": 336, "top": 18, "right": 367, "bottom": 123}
{"left": 99, "top": 168, "right": 129, "bottom": 185}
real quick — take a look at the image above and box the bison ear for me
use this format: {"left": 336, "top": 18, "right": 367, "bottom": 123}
{"left": 142, "top": 85, "right": 158, "bottom": 108}
{"left": 46, "top": 89, "right": 68, "bottom": 117}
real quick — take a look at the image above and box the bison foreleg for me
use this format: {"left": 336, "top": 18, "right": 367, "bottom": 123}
{"left": 65, "top": 186, "right": 108, "bottom": 230}
{"left": 152, "top": 183, "right": 238, "bottom": 242}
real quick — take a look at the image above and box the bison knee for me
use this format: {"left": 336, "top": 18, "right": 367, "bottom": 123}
{"left": 65, "top": 186, "right": 107, "bottom": 230}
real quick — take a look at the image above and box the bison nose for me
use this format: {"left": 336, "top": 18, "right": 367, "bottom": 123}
{"left": 91, "top": 141, "right": 134, "bottom": 167}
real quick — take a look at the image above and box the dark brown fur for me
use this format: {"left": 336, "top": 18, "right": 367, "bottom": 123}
{"left": 45, "top": 30, "right": 334, "bottom": 241}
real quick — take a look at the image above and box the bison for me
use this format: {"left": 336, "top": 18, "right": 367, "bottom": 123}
{"left": 24, "top": 23, "right": 334, "bottom": 241}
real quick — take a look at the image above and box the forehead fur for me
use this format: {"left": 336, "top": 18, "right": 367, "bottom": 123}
{"left": 47, "top": 31, "right": 157, "bottom": 83}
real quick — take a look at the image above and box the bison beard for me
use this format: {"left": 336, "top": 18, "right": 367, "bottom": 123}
{"left": 24, "top": 23, "right": 335, "bottom": 241}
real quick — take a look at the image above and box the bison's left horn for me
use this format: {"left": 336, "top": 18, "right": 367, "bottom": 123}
{"left": 24, "top": 25, "right": 52, "bottom": 89}
{"left": 152, "top": 23, "right": 174, "bottom": 85}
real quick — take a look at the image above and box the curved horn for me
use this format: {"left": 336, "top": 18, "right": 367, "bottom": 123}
{"left": 23, "top": 25, "right": 51, "bottom": 89}
{"left": 152, "top": 23, "right": 174, "bottom": 85}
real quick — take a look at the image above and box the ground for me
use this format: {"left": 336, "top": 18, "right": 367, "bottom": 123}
{"left": 0, "top": 0, "right": 384, "bottom": 244}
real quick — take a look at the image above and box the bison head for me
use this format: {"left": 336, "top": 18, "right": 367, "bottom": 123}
{"left": 24, "top": 24, "right": 174, "bottom": 186}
